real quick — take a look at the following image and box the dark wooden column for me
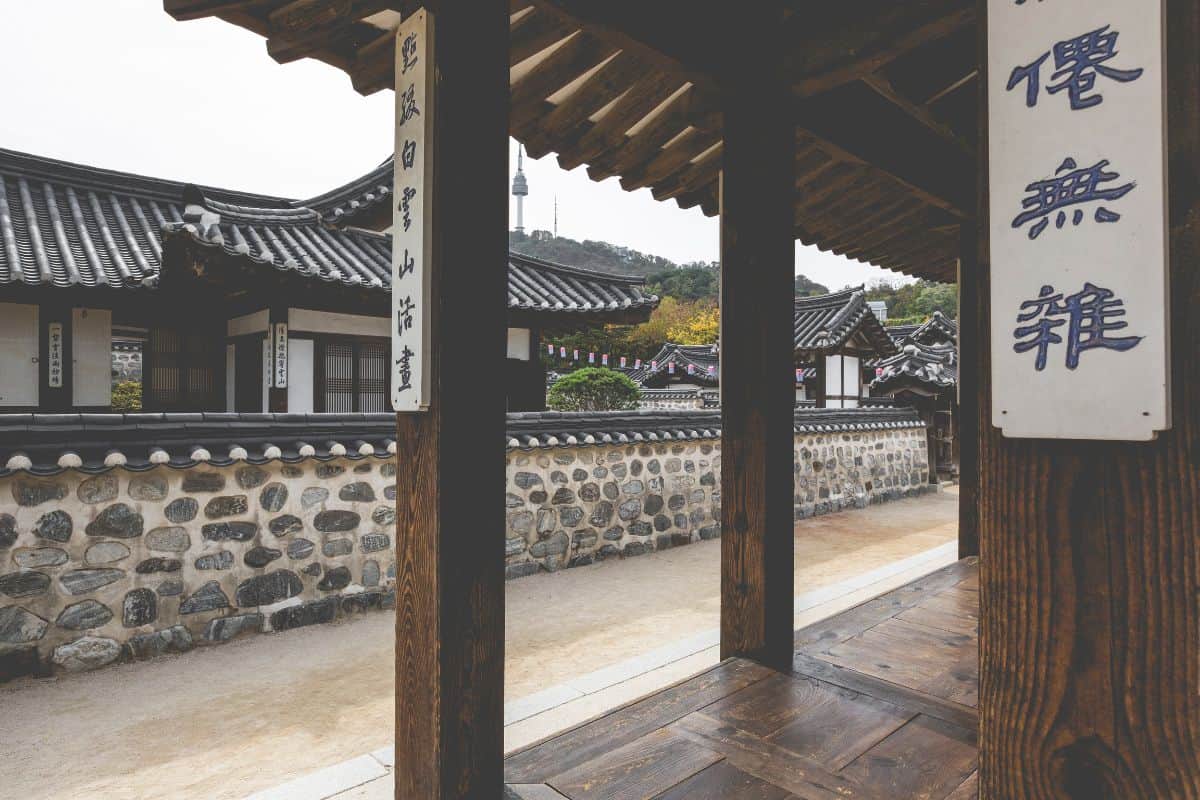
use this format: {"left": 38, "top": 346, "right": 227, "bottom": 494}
{"left": 718, "top": 0, "right": 795, "bottom": 671}
{"left": 956, "top": 221, "right": 979, "bottom": 558}
{"left": 813, "top": 355, "right": 827, "bottom": 408}
{"left": 267, "top": 304, "right": 287, "bottom": 413}
{"left": 978, "top": 0, "right": 1200, "bottom": 794}
{"left": 393, "top": 4, "right": 508, "bottom": 799}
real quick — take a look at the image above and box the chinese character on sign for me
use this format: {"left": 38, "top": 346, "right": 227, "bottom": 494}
{"left": 1012, "top": 157, "right": 1134, "bottom": 240}
{"left": 398, "top": 248, "right": 415, "bottom": 278}
{"left": 401, "top": 140, "right": 416, "bottom": 170}
{"left": 399, "top": 85, "right": 421, "bottom": 125}
{"left": 395, "top": 345, "right": 415, "bottom": 393}
{"left": 1013, "top": 282, "right": 1142, "bottom": 370}
{"left": 399, "top": 187, "right": 416, "bottom": 232}
{"left": 396, "top": 296, "right": 416, "bottom": 334}
{"left": 47, "top": 322, "right": 63, "bottom": 388}
{"left": 401, "top": 32, "right": 419, "bottom": 74}
{"left": 1007, "top": 25, "right": 1143, "bottom": 110}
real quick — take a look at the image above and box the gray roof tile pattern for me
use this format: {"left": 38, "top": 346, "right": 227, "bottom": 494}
{"left": 0, "top": 149, "right": 657, "bottom": 319}
{"left": 301, "top": 157, "right": 392, "bottom": 225}
{"left": 793, "top": 287, "right": 898, "bottom": 356}
{"left": 871, "top": 341, "right": 958, "bottom": 393}
{"left": 625, "top": 343, "right": 721, "bottom": 386}
{"left": 0, "top": 407, "right": 923, "bottom": 475}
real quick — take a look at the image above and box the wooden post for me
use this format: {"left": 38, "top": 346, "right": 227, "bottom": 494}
{"left": 718, "top": 0, "right": 795, "bottom": 672}
{"left": 978, "top": 0, "right": 1200, "bottom": 794}
{"left": 813, "top": 355, "right": 827, "bottom": 408}
{"left": 957, "top": 221, "right": 979, "bottom": 558}
{"left": 393, "top": 4, "right": 508, "bottom": 799}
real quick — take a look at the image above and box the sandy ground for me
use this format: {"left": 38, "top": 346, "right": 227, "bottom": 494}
{"left": 0, "top": 491, "right": 957, "bottom": 800}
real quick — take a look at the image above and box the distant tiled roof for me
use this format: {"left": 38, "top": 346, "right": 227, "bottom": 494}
{"left": 626, "top": 343, "right": 720, "bottom": 386}
{"left": 871, "top": 341, "right": 958, "bottom": 393}
{"left": 908, "top": 311, "right": 958, "bottom": 346}
{"left": 793, "top": 287, "right": 898, "bottom": 357}
{"left": 0, "top": 148, "right": 657, "bottom": 321}
{"left": 0, "top": 407, "right": 924, "bottom": 475}
{"left": 301, "top": 157, "right": 392, "bottom": 227}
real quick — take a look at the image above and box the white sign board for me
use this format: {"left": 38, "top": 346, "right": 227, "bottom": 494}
{"left": 272, "top": 322, "right": 288, "bottom": 389}
{"left": 47, "top": 322, "right": 64, "bottom": 388}
{"left": 391, "top": 9, "right": 434, "bottom": 412}
{"left": 988, "top": 0, "right": 1169, "bottom": 440}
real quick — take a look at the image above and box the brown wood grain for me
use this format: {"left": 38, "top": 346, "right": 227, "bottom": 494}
{"left": 393, "top": 5, "right": 509, "bottom": 798}
{"left": 718, "top": 0, "right": 796, "bottom": 671}
{"left": 840, "top": 715, "right": 977, "bottom": 800}
{"left": 548, "top": 727, "right": 723, "bottom": 800}
{"left": 975, "top": 0, "right": 1200, "bottom": 795}
{"left": 652, "top": 760, "right": 793, "bottom": 800}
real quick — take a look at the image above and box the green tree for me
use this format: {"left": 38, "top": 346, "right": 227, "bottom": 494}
{"left": 646, "top": 265, "right": 718, "bottom": 301}
{"left": 547, "top": 367, "right": 640, "bottom": 411}
{"left": 111, "top": 381, "right": 142, "bottom": 411}
{"left": 794, "top": 273, "right": 830, "bottom": 296}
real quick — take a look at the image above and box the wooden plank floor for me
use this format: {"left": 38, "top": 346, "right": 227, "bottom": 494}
{"left": 505, "top": 558, "right": 979, "bottom": 800}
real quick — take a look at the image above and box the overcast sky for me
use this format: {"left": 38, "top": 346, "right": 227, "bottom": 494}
{"left": 0, "top": 0, "right": 908, "bottom": 290}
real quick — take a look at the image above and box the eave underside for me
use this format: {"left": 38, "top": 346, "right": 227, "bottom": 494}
{"left": 163, "top": 0, "right": 979, "bottom": 282}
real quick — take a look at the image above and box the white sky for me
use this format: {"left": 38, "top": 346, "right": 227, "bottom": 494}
{"left": 0, "top": 0, "right": 908, "bottom": 290}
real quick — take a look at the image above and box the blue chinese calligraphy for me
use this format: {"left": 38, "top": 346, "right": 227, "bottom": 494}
{"left": 1012, "top": 157, "right": 1134, "bottom": 239}
{"left": 1013, "top": 283, "right": 1142, "bottom": 370}
{"left": 1007, "top": 25, "right": 1143, "bottom": 110}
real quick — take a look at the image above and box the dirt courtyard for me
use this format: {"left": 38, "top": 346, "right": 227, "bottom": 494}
{"left": 0, "top": 490, "right": 957, "bottom": 800}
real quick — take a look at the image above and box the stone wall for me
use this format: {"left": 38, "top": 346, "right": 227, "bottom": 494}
{"left": 504, "top": 423, "right": 931, "bottom": 576}
{"left": 0, "top": 458, "right": 396, "bottom": 679}
{"left": 0, "top": 408, "right": 929, "bottom": 679}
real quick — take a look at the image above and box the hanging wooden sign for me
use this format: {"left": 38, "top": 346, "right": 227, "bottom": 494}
{"left": 273, "top": 322, "right": 288, "bottom": 389}
{"left": 391, "top": 8, "right": 434, "bottom": 412}
{"left": 47, "top": 322, "right": 64, "bottom": 389}
{"left": 988, "top": 0, "right": 1170, "bottom": 440}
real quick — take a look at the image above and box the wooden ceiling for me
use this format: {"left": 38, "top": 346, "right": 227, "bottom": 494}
{"left": 163, "top": 0, "right": 980, "bottom": 282}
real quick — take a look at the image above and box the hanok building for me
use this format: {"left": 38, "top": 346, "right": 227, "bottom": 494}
{"left": 872, "top": 311, "right": 960, "bottom": 480}
{"left": 0, "top": 149, "right": 656, "bottom": 414}
{"left": 792, "top": 286, "right": 898, "bottom": 407}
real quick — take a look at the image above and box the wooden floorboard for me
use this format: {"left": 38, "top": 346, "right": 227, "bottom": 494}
{"left": 505, "top": 559, "right": 980, "bottom": 800}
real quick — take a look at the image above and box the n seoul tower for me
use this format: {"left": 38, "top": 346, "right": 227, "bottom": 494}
{"left": 511, "top": 144, "right": 529, "bottom": 235}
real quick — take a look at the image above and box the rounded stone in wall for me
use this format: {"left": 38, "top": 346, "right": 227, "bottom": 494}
{"left": 123, "top": 589, "right": 157, "bottom": 627}
{"left": 268, "top": 515, "right": 304, "bottom": 537}
{"left": 0, "top": 606, "right": 49, "bottom": 644}
{"left": 194, "top": 551, "right": 234, "bottom": 571}
{"left": 77, "top": 475, "right": 118, "bottom": 505}
{"left": 588, "top": 501, "right": 614, "bottom": 527}
{"left": 201, "top": 522, "right": 258, "bottom": 542}
{"left": 339, "top": 482, "right": 375, "bottom": 503}
{"left": 505, "top": 493, "right": 523, "bottom": 508}
{"left": 558, "top": 507, "right": 584, "bottom": 528}
{"left": 363, "top": 560, "right": 381, "bottom": 588}
{"left": 204, "top": 495, "right": 249, "bottom": 519}
{"left": 127, "top": 475, "right": 168, "bottom": 502}
{"left": 322, "top": 538, "right": 354, "bottom": 557}
{"left": 236, "top": 571, "right": 303, "bottom": 606}
{"left": 235, "top": 466, "right": 269, "bottom": 490}
{"left": 318, "top": 566, "right": 352, "bottom": 591}
{"left": 260, "top": 483, "right": 290, "bottom": 513}
{"left": 380, "top": 463, "right": 397, "bottom": 478}
{"left": 0, "top": 571, "right": 50, "bottom": 598}
{"left": 628, "top": 521, "right": 653, "bottom": 537}
{"left": 85, "top": 541, "right": 130, "bottom": 566}
{"left": 529, "top": 531, "right": 568, "bottom": 559}
{"left": 34, "top": 510, "right": 73, "bottom": 543}
{"left": 372, "top": 506, "right": 396, "bottom": 526}
{"left": 85, "top": 504, "right": 144, "bottom": 539}
{"left": 57, "top": 599, "right": 114, "bottom": 631}
{"left": 509, "top": 511, "right": 533, "bottom": 534}
{"left": 610, "top": 463, "right": 627, "bottom": 479}
{"left": 13, "top": 547, "right": 68, "bottom": 569}
{"left": 52, "top": 636, "right": 121, "bottom": 672}
{"left": 146, "top": 526, "right": 191, "bottom": 553}
{"left": 314, "top": 511, "right": 360, "bottom": 533}
{"left": 60, "top": 568, "right": 124, "bottom": 596}
{"left": 302, "top": 563, "right": 322, "bottom": 576}
{"left": 135, "top": 558, "right": 182, "bottom": 574}
{"left": 0, "top": 514, "right": 15, "bottom": 549}
{"left": 287, "top": 538, "right": 315, "bottom": 560}
{"left": 622, "top": 480, "right": 644, "bottom": 495}
{"left": 617, "top": 499, "right": 642, "bottom": 521}
{"left": 182, "top": 472, "right": 226, "bottom": 494}
{"left": 579, "top": 483, "right": 600, "bottom": 502}
{"left": 164, "top": 498, "right": 199, "bottom": 524}
{"left": 592, "top": 466, "right": 608, "bottom": 479}
{"left": 383, "top": 486, "right": 396, "bottom": 501}
{"left": 644, "top": 495, "right": 664, "bottom": 515}
{"left": 550, "top": 471, "right": 568, "bottom": 486}
{"left": 301, "top": 487, "right": 330, "bottom": 509}
{"left": 630, "top": 460, "right": 643, "bottom": 477}
{"left": 653, "top": 514, "right": 671, "bottom": 532}
{"left": 12, "top": 479, "right": 68, "bottom": 507}
{"left": 603, "top": 526, "right": 623, "bottom": 541}
{"left": 315, "top": 464, "right": 345, "bottom": 479}
{"left": 551, "top": 488, "right": 575, "bottom": 505}
{"left": 361, "top": 534, "right": 390, "bottom": 554}
{"left": 244, "top": 547, "right": 283, "bottom": 568}
{"left": 157, "top": 579, "right": 185, "bottom": 597}
{"left": 529, "top": 490, "right": 548, "bottom": 504}
{"left": 281, "top": 465, "right": 304, "bottom": 479}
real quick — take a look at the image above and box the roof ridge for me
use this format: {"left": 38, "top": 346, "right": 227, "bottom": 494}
{"left": 509, "top": 250, "right": 650, "bottom": 287}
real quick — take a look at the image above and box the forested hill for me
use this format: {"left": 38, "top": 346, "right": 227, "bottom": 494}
{"left": 509, "top": 231, "right": 830, "bottom": 303}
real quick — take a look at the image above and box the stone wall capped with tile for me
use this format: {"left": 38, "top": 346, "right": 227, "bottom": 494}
{"left": 0, "top": 458, "right": 397, "bottom": 680}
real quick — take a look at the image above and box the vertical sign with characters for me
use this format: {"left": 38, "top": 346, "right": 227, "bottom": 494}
{"left": 988, "top": 0, "right": 1169, "bottom": 439}
{"left": 392, "top": 9, "right": 434, "bottom": 412}
{"left": 47, "top": 322, "right": 63, "bottom": 388}
{"left": 273, "top": 322, "right": 288, "bottom": 389}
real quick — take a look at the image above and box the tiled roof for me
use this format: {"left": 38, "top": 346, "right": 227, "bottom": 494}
{"left": 625, "top": 343, "right": 720, "bottom": 386}
{"left": 300, "top": 157, "right": 392, "bottom": 227}
{"left": 0, "top": 148, "right": 657, "bottom": 320}
{"left": 793, "top": 287, "right": 899, "bottom": 357}
{"left": 871, "top": 341, "right": 958, "bottom": 393}
{"left": 908, "top": 311, "right": 959, "bottom": 346}
{"left": 0, "top": 407, "right": 924, "bottom": 475}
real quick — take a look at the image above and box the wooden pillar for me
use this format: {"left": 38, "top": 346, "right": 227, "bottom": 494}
{"left": 957, "top": 222, "right": 979, "bottom": 558}
{"left": 718, "top": 0, "right": 795, "bottom": 671}
{"left": 977, "top": 0, "right": 1200, "bottom": 794}
{"left": 393, "top": 4, "right": 508, "bottom": 798}
{"left": 813, "top": 355, "right": 827, "bottom": 408}
{"left": 267, "top": 305, "right": 287, "bottom": 413}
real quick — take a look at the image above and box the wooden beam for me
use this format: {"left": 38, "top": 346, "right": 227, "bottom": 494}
{"left": 162, "top": 0, "right": 256, "bottom": 22}
{"left": 554, "top": 72, "right": 682, "bottom": 171}
{"left": 393, "top": 5, "right": 508, "bottom": 798}
{"left": 862, "top": 72, "right": 973, "bottom": 155}
{"left": 719, "top": 0, "right": 795, "bottom": 673}
{"left": 977, "top": 0, "right": 1200, "bottom": 794}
